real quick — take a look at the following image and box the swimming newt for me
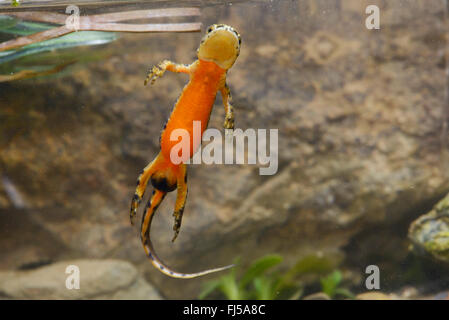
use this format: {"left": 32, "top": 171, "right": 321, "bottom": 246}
{"left": 130, "top": 24, "right": 241, "bottom": 278}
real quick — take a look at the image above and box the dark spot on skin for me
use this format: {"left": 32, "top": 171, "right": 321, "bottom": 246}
{"left": 133, "top": 194, "right": 139, "bottom": 200}
{"left": 207, "top": 27, "right": 213, "bottom": 33}
{"left": 151, "top": 176, "right": 177, "bottom": 192}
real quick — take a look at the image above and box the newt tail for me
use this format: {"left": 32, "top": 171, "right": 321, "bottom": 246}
{"left": 141, "top": 188, "right": 234, "bottom": 278}
{"left": 130, "top": 24, "right": 241, "bottom": 278}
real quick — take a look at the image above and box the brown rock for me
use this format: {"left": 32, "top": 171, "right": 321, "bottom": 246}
{"left": 0, "top": 259, "right": 162, "bottom": 300}
{"left": 1, "top": 0, "right": 448, "bottom": 299}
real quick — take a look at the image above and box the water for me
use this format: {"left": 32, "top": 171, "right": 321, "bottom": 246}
{"left": 0, "top": 0, "right": 448, "bottom": 300}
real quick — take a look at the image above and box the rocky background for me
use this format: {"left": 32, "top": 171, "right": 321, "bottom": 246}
{"left": 1, "top": 0, "right": 449, "bottom": 299}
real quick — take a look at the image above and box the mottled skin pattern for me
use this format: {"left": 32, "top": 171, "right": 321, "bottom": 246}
{"left": 409, "top": 193, "right": 449, "bottom": 263}
{"left": 130, "top": 24, "right": 241, "bottom": 278}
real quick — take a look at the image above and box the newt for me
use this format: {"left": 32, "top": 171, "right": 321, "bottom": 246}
{"left": 130, "top": 24, "right": 241, "bottom": 278}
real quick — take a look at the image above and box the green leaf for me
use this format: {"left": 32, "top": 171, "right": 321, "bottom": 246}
{"left": 273, "top": 255, "right": 334, "bottom": 294}
{"left": 288, "top": 287, "right": 304, "bottom": 300}
{"left": 198, "top": 254, "right": 341, "bottom": 301}
{"left": 253, "top": 276, "right": 275, "bottom": 300}
{"left": 320, "top": 270, "right": 343, "bottom": 298}
{"left": 0, "top": 31, "right": 117, "bottom": 65}
{"left": 219, "top": 272, "right": 242, "bottom": 300}
{"left": 0, "top": 19, "right": 53, "bottom": 36}
{"left": 0, "top": 15, "right": 18, "bottom": 30}
{"left": 198, "top": 280, "right": 222, "bottom": 300}
{"left": 239, "top": 254, "right": 283, "bottom": 289}
{"left": 331, "top": 270, "right": 342, "bottom": 284}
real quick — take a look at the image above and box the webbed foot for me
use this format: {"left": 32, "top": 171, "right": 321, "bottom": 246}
{"left": 144, "top": 64, "right": 166, "bottom": 86}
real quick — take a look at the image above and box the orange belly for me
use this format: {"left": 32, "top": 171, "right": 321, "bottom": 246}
{"left": 160, "top": 60, "right": 225, "bottom": 163}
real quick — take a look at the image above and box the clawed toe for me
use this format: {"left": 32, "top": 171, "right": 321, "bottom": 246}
{"left": 224, "top": 118, "right": 234, "bottom": 130}
{"left": 171, "top": 210, "right": 184, "bottom": 242}
{"left": 144, "top": 65, "right": 165, "bottom": 86}
{"left": 130, "top": 195, "right": 141, "bottom": 225}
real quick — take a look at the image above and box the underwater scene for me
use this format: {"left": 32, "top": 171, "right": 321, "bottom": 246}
{"left": 0, "top": 0, "right": 449, "bottom": 300}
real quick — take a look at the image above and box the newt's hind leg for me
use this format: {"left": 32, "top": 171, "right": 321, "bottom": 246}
{"left": 130, "top": 155, "right": 161, "bottom": 225}
{"left": 172, "top": 163, "right": 188, "bottom": 242}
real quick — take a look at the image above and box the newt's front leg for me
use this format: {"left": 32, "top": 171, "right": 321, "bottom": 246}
{"left": 144, "top": 60, "right": 192, "bottom": 86}
{"left": 220, "top": 82, "right": 235, "bottom": 130}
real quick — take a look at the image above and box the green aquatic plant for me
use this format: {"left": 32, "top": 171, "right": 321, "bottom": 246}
{"left": 0, "top": 15, "right": 18, "bottom": 30}
{"left": 0, "top": 16, "right": 117, "bottom": 81}
{"left": 199, "top": 254, "right": 297, "bottom": 300}
{"left": 0, "top": 26, "right": 117, "bottom": 64}
{"left": 199, "top": 254, "right": 341, "bottom": 300}
{"left": 320, "top": 270, "right": 355, "bottom": 299}
{"left": 0, "top": 8, "right": 201, "bottom": 81}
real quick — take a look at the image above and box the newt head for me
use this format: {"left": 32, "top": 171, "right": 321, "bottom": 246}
{"left": 197, "top": 24, "right": 241, "bottom": 70}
